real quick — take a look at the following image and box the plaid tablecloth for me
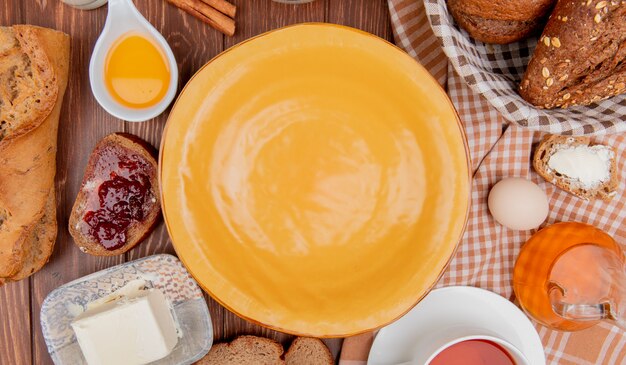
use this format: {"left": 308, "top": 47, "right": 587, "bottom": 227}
{"left": 338, "top": 1, "right": 626, "bottom": 364}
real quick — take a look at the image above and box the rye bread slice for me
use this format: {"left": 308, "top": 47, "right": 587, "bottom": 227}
{"left": 448, "top": 0, "right": 555, "bottom": 44}
{"left": 519, "top": 0, "right": 626, "bottom": 108}
{"left": 69, "top": 133, "right": 160, "bottom": 256}
{"left": 197, "top": 336, "right": 285, "bottom": 365}
{"left": 0, "top": 25, "right": 60, "bottom": 145}
{"left": 533, "top": 134, "right": 618, "bottom": 201}
{"left": 285, "top": 337, "right": 334, "bottom": 365}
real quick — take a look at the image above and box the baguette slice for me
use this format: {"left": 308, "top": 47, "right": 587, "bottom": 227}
{"left": 69, "top": 133, "right": 160, "bottom": 256}
{"left": 285, "top": 337, "right": 333, "bottom": 365}
{"left": 0, "top": 25, "right": 60, "bottom": 145}
{"left": 197, "top": 336, "right": 285, "bottom": 365}
{"left": 533, "top": 134, "right": 618, "bottom": 201}
{"left": 519, "top": 0, "right": 626, "bottom": 108}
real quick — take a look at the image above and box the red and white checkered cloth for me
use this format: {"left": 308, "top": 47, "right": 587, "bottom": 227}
{"left": 338, "top": 1, "right": 626, "bottom": 364}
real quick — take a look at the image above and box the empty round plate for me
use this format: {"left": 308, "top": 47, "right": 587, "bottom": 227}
{"left": 160, "top": 23, "right": 470, "bottom": 337}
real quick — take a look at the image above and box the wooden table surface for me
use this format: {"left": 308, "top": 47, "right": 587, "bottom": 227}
{"left": 0, "top": 0, "right": 393, "bottom": 363}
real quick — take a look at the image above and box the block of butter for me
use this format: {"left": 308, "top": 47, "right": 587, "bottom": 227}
{"left": 71, "top": 281, "right": 179, "bottom": 365}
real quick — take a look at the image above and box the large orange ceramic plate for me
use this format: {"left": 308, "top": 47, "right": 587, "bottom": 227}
{"left": 160, "top": 24, "right": 470, "bottom": 337}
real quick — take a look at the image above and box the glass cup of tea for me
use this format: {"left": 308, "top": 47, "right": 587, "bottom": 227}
{"left": 403, "top": 327, "right": 528, "bottom": 365}
{"left": 514, "top": 222, "right": 625, "bottom": 331}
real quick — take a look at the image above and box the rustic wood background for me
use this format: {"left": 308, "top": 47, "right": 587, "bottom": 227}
{"left": 0, "top": 0, "right": 393, "bottom": 363}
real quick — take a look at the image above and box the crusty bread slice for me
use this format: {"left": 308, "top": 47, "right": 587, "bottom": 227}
{"left": 0, "top": 26, "right": 68, "bottom": 278}
{"left": 69, "top": 133, "right": 160, "bottom": 256}
{"left": 0, "top": 25, "right": 60, "bottom": 145}
{"left": 197, "top": 336, "right": 285, "bottom": 365}
{"left": 285, "top": 337, "right": 334, "bottom": 365}
{"left": 533, "top": 134, "right": 618, "bottom": 201}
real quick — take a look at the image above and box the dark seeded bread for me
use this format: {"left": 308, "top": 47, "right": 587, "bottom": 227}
{"left": 448, "top": 0, "right": 556, "bottom": 44}
{"left": 0, "top": 25, "right": 60, "bottom": 145}
{"left": 68, "top": 133, "right": 160, "bottom": 256}
{"left": 533, "top": 134, "right": 618, "bottom": 201}
{"left": 196, "top": 336, "right": 285, "bottom": 365}
{"left": 520, "top": 0, "right": 626, "bottom": 108}
{"left": 285, "top": 337, "right": 334, "bottom": 365}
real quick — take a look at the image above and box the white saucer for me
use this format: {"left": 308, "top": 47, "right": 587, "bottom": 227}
{"left": 368, "top": 286, "right": 545, "bottom": 365}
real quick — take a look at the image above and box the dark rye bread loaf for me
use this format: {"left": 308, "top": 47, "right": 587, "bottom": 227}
{"left": 448, "top": 0, "right": 556, "bottom": 44}
{"left": 520, "top": 0, "right": 626, "bottom": 108}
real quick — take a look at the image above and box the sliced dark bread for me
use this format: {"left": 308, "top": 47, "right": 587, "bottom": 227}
{"left": 69, "top": 133, "right": 160, "bottom": 256}
{"left": 197, "top": 336, "right": 285, "bottom": 365}
{"left": 285, "top": 337, "right": 334, "bottom": 365}
{"left": 520, "top": 0, "right": 626, "bottom": 108}
{"left": 533, "top": 134, "right": 618, "bottom": 201}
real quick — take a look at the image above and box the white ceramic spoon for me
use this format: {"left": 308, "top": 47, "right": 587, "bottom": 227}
{"left": 89, "top": 0, "right": 178, "bottom": 122}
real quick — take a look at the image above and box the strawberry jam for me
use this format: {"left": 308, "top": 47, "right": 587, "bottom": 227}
{"left": 81, "top": 146, "right": 155, "bottom": 250}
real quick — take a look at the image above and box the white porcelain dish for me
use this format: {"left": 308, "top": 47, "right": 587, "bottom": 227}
{"left": 89, "top": 0, "right": 178, "bottom": 122}
{"left": 368, "top": 286, "right": 545, "bottom": 365}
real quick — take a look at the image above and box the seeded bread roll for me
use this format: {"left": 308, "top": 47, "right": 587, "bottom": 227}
{"left": 520, "top": 0, "right": 626, "bottom": 108}
{"left": 196, "top": 336, "right": 285, "bottom": 365}
{"left": 285, "top": 337, "right": 333, "bottom": 365}
{"left": 533, "top": 134, "right": 618, "bottom": 201}
{"left": 447, "top": 0, "right": 556, "bottom": 44}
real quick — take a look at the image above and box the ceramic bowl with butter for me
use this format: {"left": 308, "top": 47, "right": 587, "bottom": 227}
{"left": 161, "top": 23, "right": 471, "bottom": 337}
{"left": 40, "top": 254, "right": 212, "bottom": 365}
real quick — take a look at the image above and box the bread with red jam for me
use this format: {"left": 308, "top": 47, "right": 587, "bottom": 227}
{"left": 69, "top": 133, "right": 160, "bottom": 256}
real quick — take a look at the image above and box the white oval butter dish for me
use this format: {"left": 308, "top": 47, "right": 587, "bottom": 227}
{"left": 40, "top": 254, "right": 212, "bottom": 365}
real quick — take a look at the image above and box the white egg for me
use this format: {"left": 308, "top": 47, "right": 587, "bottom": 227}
{"left": 488, "top": 177, "right": 549, "bottom": 230}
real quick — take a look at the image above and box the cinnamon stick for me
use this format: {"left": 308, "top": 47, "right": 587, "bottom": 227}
{"left": 200, "top": 0, "right": 236, "bottom": 18}
{"left": 167, "top": 0, "right": 236, "bottom": 36}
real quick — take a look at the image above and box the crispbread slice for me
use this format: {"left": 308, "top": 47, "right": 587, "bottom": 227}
{"left": 285, "top": 337, "right": 334, "bottom": 365}
{"left": 0, "top": 25, "right": 60, "bottom": 144}
{"left": 196, "top": 336, "right": 285, "bottom": 365}
{"left": 533, "top": 134, "right": 618, "bottom": 201}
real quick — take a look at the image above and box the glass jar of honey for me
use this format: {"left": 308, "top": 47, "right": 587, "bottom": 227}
{"left": 514, "top": 222, "right": 625, "bottom": 331}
